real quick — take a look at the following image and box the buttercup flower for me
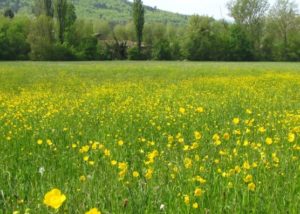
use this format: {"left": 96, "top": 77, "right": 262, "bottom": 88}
{"left": 43, "top": 188, "right": 66, "bottom": 209}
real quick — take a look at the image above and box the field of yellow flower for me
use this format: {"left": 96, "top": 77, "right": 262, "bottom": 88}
{"left": 0, "top": 62, "right": 300, "bottom": 213}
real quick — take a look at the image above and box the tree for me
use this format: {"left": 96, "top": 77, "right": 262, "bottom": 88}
{"left": 4, "top": 9, "right": 14, "bottom": 19}
{"left": 184, "top": 15, "right": 217, "bottom": 61}
{"left": 152, "top": 38, "right": 172, "bottom": 60}
{"left": 65, "top": 3, "right": 76, "bottom": 29}
{"left": 54, "top": 0, "right": 68, "bottom": 43}
{"left": 228, "top": 24, "right": 254, "bottom": 61}
{"left": 34, "top": 0, "right": 54, "bottom": 17}
{"left": 0, "top": 17, "right": 30, "bottom": 60}
{"left": 269, "top": 0, "right": 298, "bottom": 60}
{"left": 227, "top": 0, "right": 269, "bottom": 59}
{"left": 27, "top": 15, "right": 56, "bottom": 60}
{"left": 132, "top": 0, "right": 144, "bottom": 54}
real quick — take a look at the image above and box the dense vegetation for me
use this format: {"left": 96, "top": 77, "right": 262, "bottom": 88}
{"left": 0, "top": 0, "right": 300, "bottom": 61}
{"left": 0, "top": 0, "right": 188, "bottom": 24}
{"left": 0, "top": 62, "right": 300, "bottom": 213}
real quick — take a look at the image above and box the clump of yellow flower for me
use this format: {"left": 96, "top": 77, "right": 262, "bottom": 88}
{"left": 192, "top": 202, "right": 199, "bottom": 209}
{"left": 248, "top": 182, "right": 256, "bottom": 191}
{"left": 194, "top": 131, "right": 202, "bottom": 140}
{"left": 117, "top": 140, "right": 124, "bottom": 146}
{"left": 43, "top": 188, "right": 66, "bottom": 209}
{"left": 118, "top": 162, "right": 128, "bottom": 179}
{"left": 145, "top": 168, "right": 154, "bottom": 179}
{"left": 79, "top": 175, "right": 86, "bottom": 182}
{"left": 288, "top": 133, "right": 295, "bottom": 143}
{"left": 179, "top": 107, "right": 186, "bottom": 114}
{"left": 266, "top": 137, "right": 273, "bottom": 145}
{"left": 184, "top": 158, "right": 192, "bottom": 168}
{"left": 184, "top": 195, "right": 190, "bottom": 205}
{"left": 212, "top": 134, "right": 221, "bottom": 146}
{"left": 194, "top": 188, "right": 203, "bottom": 197}
{"left": 223, "top": 133, "right": 230, "bottom": 140}
{"left": 258, "top": 127, "right": 266, "bottom": 133}
{"left": 233, "top": 118, "right": 240, "bottom": 125}
{"left": 133, "top": 171, "right": 140, "bottom": 177}
{"left": 145, "top": 150, "right": 159, "bottom": 165}
{"left": 196, "top": 107, "right": 204, "bottom": 113}
{"left": 243, "top": 174, "right": 253, "bottom": 183}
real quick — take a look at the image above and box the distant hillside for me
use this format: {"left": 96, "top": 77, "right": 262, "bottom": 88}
{"left": 0, "top": 0, "right": 188, "bottom": 24}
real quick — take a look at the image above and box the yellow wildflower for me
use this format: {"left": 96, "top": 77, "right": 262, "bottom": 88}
{"left": 265, "top": 137, "right": 273, "bottom": 145}
{"left": 133, "top": 171, "right": 140, "bottom": 178}
{"left": 212, "top": 133, "right": 220, "bottom": 141}
{"left": 196, "top": 107, "right": 204, "bottom": 113}
{"left": 194, "top": 131, "right": 202, "bottom": 140}
{"left": 111, "top": 160, "right": 117, "bottom": 166}
{"left": 194, "top": 188, "right": 203, "bottom": 197}
{"left": 79, "top": 175, "right": 86, "bottom": 182}
{"left": 184, "top": 195, "right": 190, "bottom": 205}
{"left": 145, "top": 168, "right": 153, "bottom": 179}
{"left": 223, "top": 133, "right": 230, "bottom": 140}
{"left": 242, "top": 161, "right": 251, "bottom": 170}
{"left": 233, "top": 118, "right": 240, "bottom": 125}
{"left": 192, "top": 202, "right": 199, "bottom": 209}
{"left": 258, "top": 127, "right": 266, "bottom": 133}
{"left": 85, "top": 208, "right": 101, "bottom": 214}
{"left": 288, "top": 133, "right": 295, "bottom": 143}
{"left": 184, "top": 158, "right": 192, "bottom": 168}
{"left": 243, "top": 174, "right": 253, "bottom": 183}
{"left": 46, "top": 139, "right": 53, "bottom": 146}
{"left": 118, "top": 140, "right": 124, "bottom": 146}
{"left": 104, "top": 149, "right": 110, "bottom": 156}
{"left": 43, "top": 188, "right": 66, "bottom": 209}
{"left": 179, "top": 107, "right": 186, "bottom": 114}
{"left": 248, "top": 182, "right": 256, "bottom": 191}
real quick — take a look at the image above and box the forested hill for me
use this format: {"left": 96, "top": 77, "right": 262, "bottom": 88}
{"left": 0, "top": 0, "right": 188, "bottom": 24}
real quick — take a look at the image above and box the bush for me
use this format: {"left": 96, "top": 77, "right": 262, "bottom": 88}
{"left": 128, "top": 46, "right": 140, "bottom": 60}
{"left": 152, "top": 39, "right": 172, "bottom": 60}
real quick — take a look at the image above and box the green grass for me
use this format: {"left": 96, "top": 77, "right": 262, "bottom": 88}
{"left": 0, "top": 62, "right": 300, "bottom": 213}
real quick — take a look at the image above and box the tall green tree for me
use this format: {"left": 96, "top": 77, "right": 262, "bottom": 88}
{"left": 228, "top": 24, "right": 254, "bottom": 60}
{"left": 184, "top": 15, "right": 217, "bottom": 60}
{"left": 0, "top": 17, "right": 30, "bottom": 60}
{"left": 34, "top": 0, "right": 54, "bottom": 17}
{"left": 269, "top": 0, "right": 298, "bottom": 60}
{"left": 27, "top": 15, "right": 56, "bottom": 60}
{"left": 132, "top": 0, "right": 144, "bottom": 54}
{"left": 227, "top": 0, "right": 269, "bottom": 59}
{"left": 54, "top": 0, "right": 68, "bottom": 43}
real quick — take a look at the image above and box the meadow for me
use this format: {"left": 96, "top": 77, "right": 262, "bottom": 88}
{"left": 0, "top": 62, "right": 300, "bottom": 214}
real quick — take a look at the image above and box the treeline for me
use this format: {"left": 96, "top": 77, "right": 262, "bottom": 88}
{"left": 0, "top": 0, "right": 300, "bottom": 61}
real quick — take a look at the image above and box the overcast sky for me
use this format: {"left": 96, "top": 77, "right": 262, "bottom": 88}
{"left": 130, "top": 0, "right": 300, "bottom": 19}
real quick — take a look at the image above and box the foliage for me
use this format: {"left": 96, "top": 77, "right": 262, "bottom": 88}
{"left": 54, "top": 0, "right": 68, "bottom": 43}
{"left": 185, "top": 16, "right": 218, "bottom": 61}
{"left": 0, "top": 0, "right": 300, "bottom": 61}
{"left": 0, "top": 16, "right": 30, "bottom": 60}
{"left": 0, "top": 0, "right": 188, "bottom": 25}
{"left": 27, "top": 15, "right": 56, "bottom": 60}
{"left": 152, "top": 38, "right": 172, "bottom": 60}
{"left": 227, "top": 0, "right": 270, "bottom": 59}
{"left": 133, "top": 0, "right": 144, "bottom": 53}
{"left": 269, "top": 0, "right": 299, "bottom": 60}
{"left": 4, "top": 8, "right": 14, "bottom": 18}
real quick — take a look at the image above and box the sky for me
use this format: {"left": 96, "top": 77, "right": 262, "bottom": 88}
{"left": 130, "top": 0, "right": 300, "bottom": 20}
